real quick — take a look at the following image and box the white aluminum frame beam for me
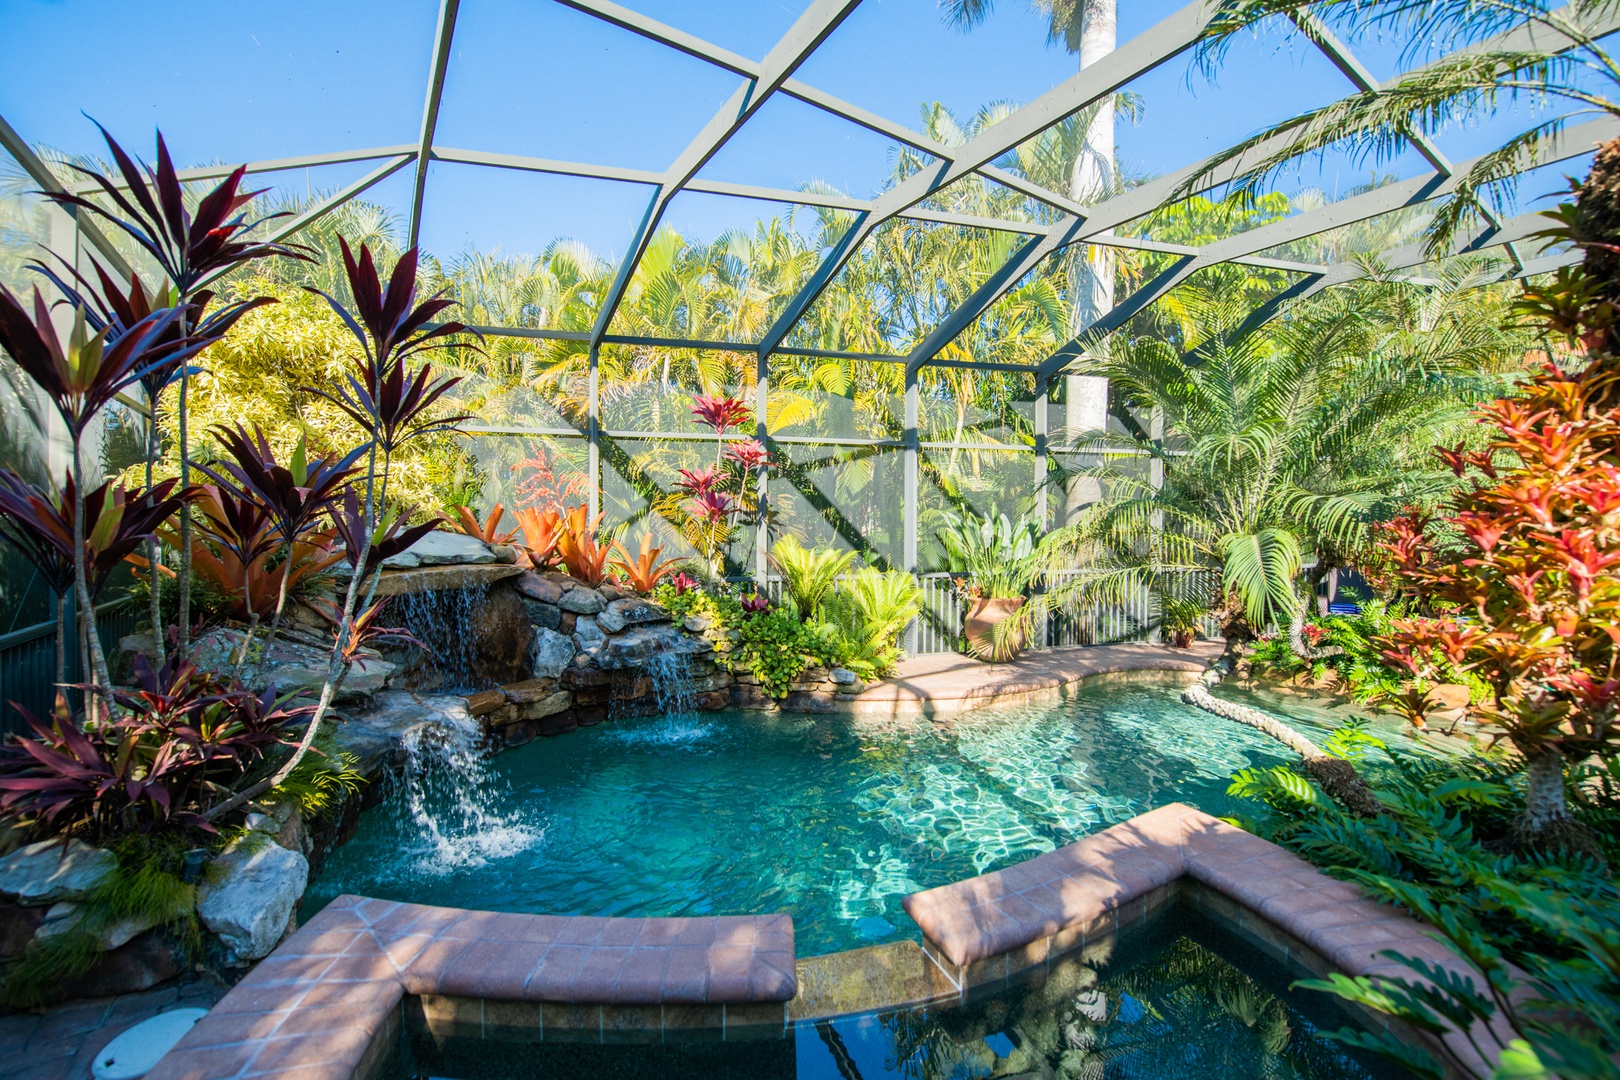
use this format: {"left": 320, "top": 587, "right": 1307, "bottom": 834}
{"left": 586, "top": 0, "right": 864, "bottom": 347}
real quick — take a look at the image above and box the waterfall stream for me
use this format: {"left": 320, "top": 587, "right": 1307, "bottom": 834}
{"left": 395, "top": 707, "right": 543, "bottom": 874}
{"left": 604, "top": 645, "right": 717, "bottom": 747}
{"left": 392, "top": 584, "right": 491, "bottom": 691}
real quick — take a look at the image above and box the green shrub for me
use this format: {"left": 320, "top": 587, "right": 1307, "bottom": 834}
{"left": 734, "top": 608, "right": 812, "bottom": 696}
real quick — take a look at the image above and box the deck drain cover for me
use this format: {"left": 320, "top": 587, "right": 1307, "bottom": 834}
{"left": 93, "top": 1007, "right": 209, "bottom": 1080}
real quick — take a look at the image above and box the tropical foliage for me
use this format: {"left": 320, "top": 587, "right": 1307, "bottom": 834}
{"left": 1190, "top": 0, "right": 1620, "bottom": 250}
{"left": 1229, "top": 722, "right": 1620, "bottom": 1079}
{"left": 1050, "top": 268, "right": 1528, "bottom": 653}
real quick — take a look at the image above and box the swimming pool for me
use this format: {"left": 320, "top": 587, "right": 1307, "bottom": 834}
{"left": 306, "top": 676, "right": 1318, "bottom": 955}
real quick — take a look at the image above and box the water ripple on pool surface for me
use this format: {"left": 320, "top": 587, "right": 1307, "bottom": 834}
{"left": 306, "top": 680, "right": 1299, "bottom": 954}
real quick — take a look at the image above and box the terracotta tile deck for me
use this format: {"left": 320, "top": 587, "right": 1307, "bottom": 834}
{"left": 846, "top": 642, "right": 1221, "bottom": 717}
{"left": 143, "top": 906, "right": 795, "bottom": 1080}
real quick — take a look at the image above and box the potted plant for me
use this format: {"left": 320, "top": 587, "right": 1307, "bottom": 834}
{"left": 1161, "top": 596, "right": 1204, "bottom": 649}
{"left": 937, "top": 509, "right": 1041, "bottom": 662}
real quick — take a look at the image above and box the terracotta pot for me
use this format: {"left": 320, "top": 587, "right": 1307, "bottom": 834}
{"left": 1171, "top": 630, "right": 1194, "bottom": 649}
{"left": 965, "top": 596, "right": 1025, "bottom": 661}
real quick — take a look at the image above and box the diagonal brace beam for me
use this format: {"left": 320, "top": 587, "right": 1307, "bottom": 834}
{"left": 588, "top": 0, "right": 863, "bottom": 347}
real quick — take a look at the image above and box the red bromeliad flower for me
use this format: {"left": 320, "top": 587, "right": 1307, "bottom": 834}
{"left": 669, "top": 571, "right": 699, "bottom": 595}
{"left": 693, "top": 490, "right": 734, "bottom": 523}
{"left": 676, "top": 466, "right": 722, "bottom": 495}
{"left": 724, "top": 438, "right": 772, "bottom": 471}
{"left": 740, "top": 593, "right": 770, "bottom": 614}
{"left": 691, "top": 394, "right": 750, "bottom": 435}
{"left": 1300, "top": 623, "right": 1326, "bottom": 646}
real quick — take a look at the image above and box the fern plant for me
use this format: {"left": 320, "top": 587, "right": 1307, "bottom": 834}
{"left": 822, "top": 568, "right": 923, "bottom": 678}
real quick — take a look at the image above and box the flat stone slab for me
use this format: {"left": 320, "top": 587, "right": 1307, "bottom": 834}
{"left": 145, "top": 903, "right": 796, "bottom": 1080}
{"left": 369, "top": 562, "right": 523, "bottom": 597}
{"left": 0, "top": 839, "right": 115, "bottom": 905}
{"left": 382, "top": 530, "right": 498, "bottom": 568}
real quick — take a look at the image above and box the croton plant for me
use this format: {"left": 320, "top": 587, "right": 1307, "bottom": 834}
{"left": 1375, "top": 214, "right": 1620, "bottom": 852}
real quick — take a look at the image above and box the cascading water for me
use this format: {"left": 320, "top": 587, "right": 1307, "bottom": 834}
{"left": 605, "top": 644, "right": 715, "bottom": 747}
{"left": 391, "top": 584, "right": 490, "bottom": 691}
{"left": 394, "top": 707, "right": 543, "bottom": 874}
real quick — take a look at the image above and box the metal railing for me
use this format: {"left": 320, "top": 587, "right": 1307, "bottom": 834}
{"left": 0, "top": 598, "right": 138, "bottom": 738}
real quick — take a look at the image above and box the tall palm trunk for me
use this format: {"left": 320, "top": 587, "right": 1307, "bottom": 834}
{"left": 1064, "top": 0, "right": 1117, "bottom": 524}
{"left": 1579, "top": 136, "right": 1620, "bottom": 300}
{"left": 1513, "top": 748, "right": 1597, "bottom": 854}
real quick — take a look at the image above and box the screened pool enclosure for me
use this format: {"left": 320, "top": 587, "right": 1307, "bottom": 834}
{"left": 0, "top": 0, "right": 1602, "bottom": 676}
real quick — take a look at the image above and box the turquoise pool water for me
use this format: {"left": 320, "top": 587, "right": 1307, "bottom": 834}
{"left": 307, "top": 676, "right": 1332, "bottom": 955}
{"left": 381, "top": 903, "right": 1411, "bottom": 1079}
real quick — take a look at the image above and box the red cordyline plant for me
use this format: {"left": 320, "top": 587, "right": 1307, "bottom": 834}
{"left": 205, "top": 243, "right": 471, "bottom": 823}
{"left": 42, "top": 122, "right": 307, "bottom": 654}
{"left": 0, "top": 473, "right": 192, "bottom": 684}
{"left": 680, "top": 396, "right": 772, "bottom": 576}
{"left": 30, "top": 258, "right": 274, "bottom": 665}
{"left": 0, "top": 285, "right": 215, "bottom": 695}
{"left": 0, "top": 657, "right": 310, "bottom": 838}
{"left": 198, "top": 426, "right": 364, "bottom": 660}
{"left": 1376, "top": 318, "right": 1620, "bottom": 853}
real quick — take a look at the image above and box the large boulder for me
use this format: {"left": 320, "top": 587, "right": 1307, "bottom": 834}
{"left": 37, "top": 900, "right": 157, "bottom": 950}
{"left": 531, "top": 627, "right": 576, "bottom": 679}
{"left": 558, "top": 587, "right": 606, "bottom": 615}
{"left": 58, "top": 930, "right": 182, "bottom": 1001}
{"left": 382, "top": 581, "right": 534, "bottom": 689}
{"left": 381, "top": 530, "right": 497, "bottom": 568}
{"left": 0, "top": 839, "right": 115, "bottom": 905}
{"left": 466, "top": 584, "right": 536, "bottom": 684}
{"left": 197, "top": 840, "right": 309, "bottom": 960}
{"left": 572, "top": 615, "right": 606, "bottom": 660}
{"left": 596, "top": 624, "right": 713, "bottom": 671}
{"left": 513, "top": 571, "right": 564, "bottom": 605}
{"left": 596, "top": 597, "right": 670, "bottom": 634}
{"left": 181, "top": 628, "right": 393, "bottom": 703}
{"left": 330, "top": 691, "right": 475, "bottom": 777}
{"left": 503, "top": 679, "right": 573, "bottom": 721}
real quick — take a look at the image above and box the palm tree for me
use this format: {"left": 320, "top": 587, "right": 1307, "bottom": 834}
{"left": 942, "top": 0, "right": 1125, "bottom": 524}
{"left": 1188, "top": 0, "right": 1620, "bottom": 253}
{"left": 1041, "top": 264, "right": 1530, "bottom": 661}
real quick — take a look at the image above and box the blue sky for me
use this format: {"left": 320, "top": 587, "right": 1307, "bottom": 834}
{"left": 0, "top": 0, "right": 1590, "bottom": 263}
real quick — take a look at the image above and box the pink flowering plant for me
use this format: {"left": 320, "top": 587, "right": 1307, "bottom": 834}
{"left": 672, "top": 394, "right": 773, "bottom": 575}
